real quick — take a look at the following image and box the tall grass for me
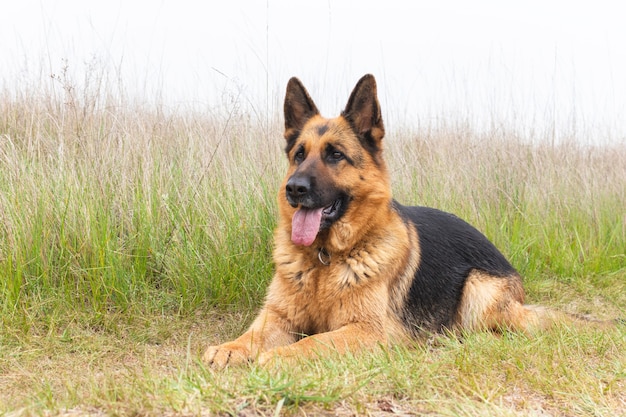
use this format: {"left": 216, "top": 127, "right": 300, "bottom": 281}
{"left": 388, "top": 129, "right": 625, "bottom": 280}
{"left": 0, "top": 81, "right": 282, "bottom": 328}
{"left": 0, "top": 75, "right": 624, "bottom": 333}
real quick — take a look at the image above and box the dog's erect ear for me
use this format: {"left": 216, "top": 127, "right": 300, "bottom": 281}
{"left": 342, "top": 74, "right": 385, "bottom": 144}
{"left": 284, "top": 77, "right": 320, "bottom": 141}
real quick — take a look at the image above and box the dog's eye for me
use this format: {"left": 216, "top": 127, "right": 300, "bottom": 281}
{"left": 328, "top": 151, "right": 344, "bottom": 162}
{"left": 294, "top": 149, "right": 305, "bottom": 163}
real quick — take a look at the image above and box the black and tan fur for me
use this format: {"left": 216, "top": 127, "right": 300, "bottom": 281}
{"left": 203, "top": 74, "right": 583, "bottom": 368}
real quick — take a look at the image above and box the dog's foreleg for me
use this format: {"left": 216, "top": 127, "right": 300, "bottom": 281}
{"left": 203, "top": 307, "right": 297, "bottom": 369}
{"left": 257, "top": 321, "right": 386, "bottom": 365}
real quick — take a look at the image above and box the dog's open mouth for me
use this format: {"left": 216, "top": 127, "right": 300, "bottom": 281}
{"left": 291, "top": 199, "right": 343, "bottom": 246}
{"left": 322, "top": 199, "right": 341, "bottom": 219}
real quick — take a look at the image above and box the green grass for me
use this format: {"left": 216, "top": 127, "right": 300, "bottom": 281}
{"left": 0, "top": 82, "right": 625, "bottom": 415}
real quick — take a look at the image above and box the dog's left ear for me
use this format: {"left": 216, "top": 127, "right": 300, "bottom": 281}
{"left": 342, "top": 74, "right": 385, "bottom": 144}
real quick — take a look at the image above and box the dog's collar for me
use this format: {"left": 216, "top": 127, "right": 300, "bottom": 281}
{"left": 318, "top": 247, "right": 331, "bottom": 265}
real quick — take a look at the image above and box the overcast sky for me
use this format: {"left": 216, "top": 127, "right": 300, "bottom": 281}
{"left": 2, "top": 0, "right": 625, "bottom": 143}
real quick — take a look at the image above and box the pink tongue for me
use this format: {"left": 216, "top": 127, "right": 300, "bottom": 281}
{"left": 291, "top": 207, "right": 323, "bottom": 246}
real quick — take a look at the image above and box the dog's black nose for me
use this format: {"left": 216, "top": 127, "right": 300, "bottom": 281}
{"left": 286, "top": 175, "right": 310, "bottom": 201}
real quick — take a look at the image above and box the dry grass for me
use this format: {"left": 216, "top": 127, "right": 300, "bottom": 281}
{"left": 2, "top": 313, "right": 625, "bottom": 416}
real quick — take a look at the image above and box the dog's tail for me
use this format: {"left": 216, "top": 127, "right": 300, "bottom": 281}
{"left": 521, "top": 304, "right": 622, "bottom": 331}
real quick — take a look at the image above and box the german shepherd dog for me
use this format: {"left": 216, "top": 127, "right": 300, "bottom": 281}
{"left": 203, "top": 74, "right": 575, "bottom": 368}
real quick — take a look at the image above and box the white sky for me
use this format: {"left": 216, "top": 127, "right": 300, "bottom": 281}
{"left": 1, "top": 0, "right": 625, "bottom": 143}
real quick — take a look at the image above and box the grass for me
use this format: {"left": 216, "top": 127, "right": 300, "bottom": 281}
{"left": 0, "top": 76, "right": 625, "bottom": 415}
{"left": 2, "top": 316, "right": 625, "bottom": 415}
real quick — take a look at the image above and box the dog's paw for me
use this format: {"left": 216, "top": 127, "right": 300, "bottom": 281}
{"left": 257, "top": 350, "right": 274, "bottom": 367}
{"left": 202, "top": 342, "right": 252, "bottom": 369}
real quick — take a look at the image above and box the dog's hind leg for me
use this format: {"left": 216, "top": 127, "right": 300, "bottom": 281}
{"left": 456, "top": 270, "right": 528, "bottom": 332}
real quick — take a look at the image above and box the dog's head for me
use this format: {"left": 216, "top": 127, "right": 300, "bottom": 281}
{"left": 279, "top": 74, "right": 392, "bottom": 251}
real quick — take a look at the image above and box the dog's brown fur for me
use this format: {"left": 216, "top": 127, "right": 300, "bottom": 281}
{"left": 203, "top": 74, "right": 599, "bottom": 369}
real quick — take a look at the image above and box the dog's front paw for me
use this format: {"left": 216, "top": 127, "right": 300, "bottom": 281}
{"left": 202, "top": 342, "right": 252, "bottom": 369}
{"left": 257, "top": 350, "right": 275, "bottom": 366}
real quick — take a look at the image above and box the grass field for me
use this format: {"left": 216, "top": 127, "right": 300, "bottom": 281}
{"left": 0, "top": 80, "right": 625, "bottom": 416}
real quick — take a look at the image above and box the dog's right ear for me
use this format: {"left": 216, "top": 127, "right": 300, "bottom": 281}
{"left": 284, "top": 77, "right": 319, "bottom": 142}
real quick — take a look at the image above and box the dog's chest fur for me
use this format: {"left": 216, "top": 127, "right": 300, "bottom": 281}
{"left": 269, "top": 227, "right": 414, "bottom": 336}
